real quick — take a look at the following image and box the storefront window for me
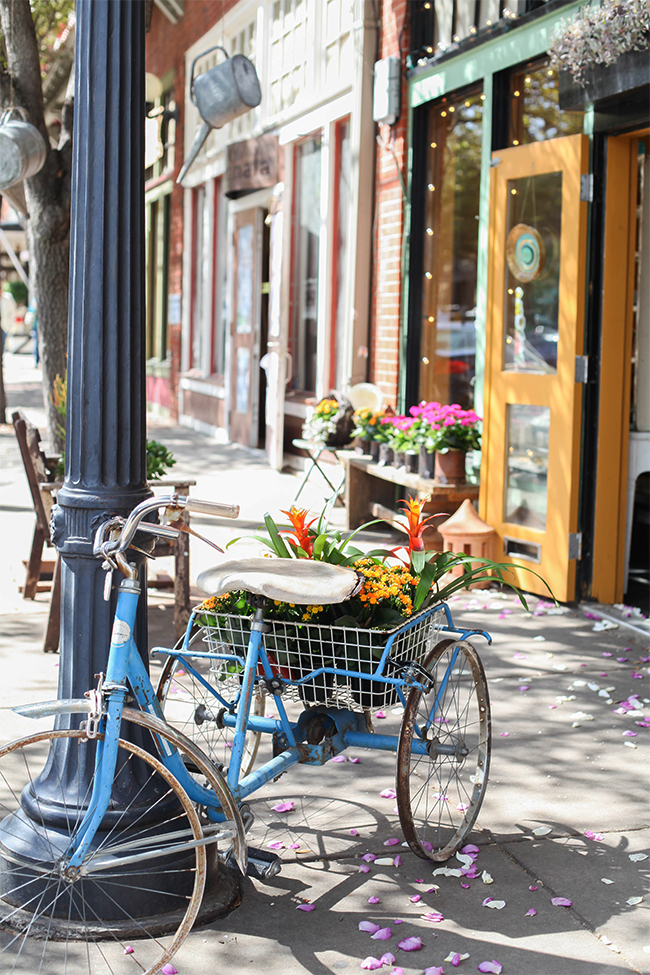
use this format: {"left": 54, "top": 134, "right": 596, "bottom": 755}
{"left": 292, "top": 135, "right": 322, "bottom": 393}
{"left": 332, "top": 118, "right": 351, "bottom": 390}
{"left": 505, "top": 404, "right": 550, "bottom": 530}
{"left": 420, "top": 88, "right": 483, "bottom": 409}
{"left": 508, "top": 62, "right": 583, "bottom": 147}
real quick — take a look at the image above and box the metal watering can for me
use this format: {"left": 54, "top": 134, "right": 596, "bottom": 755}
{"left": 0, "top": 108, "right": 46, "bottom": 191}
{"left": 177, "top": 45, "right": 261, "bottom": 183}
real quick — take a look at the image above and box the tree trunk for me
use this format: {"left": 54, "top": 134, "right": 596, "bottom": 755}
{"left": 0, "top": 0, "right": 71, "bottom": 451}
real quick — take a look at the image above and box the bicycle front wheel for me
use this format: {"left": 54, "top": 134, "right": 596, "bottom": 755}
{"left": 157, "top": 629, "right": 266, "bottom": 778}
{"left": 0, "top": 726, "right": 206, "bottom": 975}
{"left": 396, "top": 639, "right": 491, "bottom": 861}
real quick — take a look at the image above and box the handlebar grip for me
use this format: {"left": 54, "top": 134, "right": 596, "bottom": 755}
{"left": 183, "top": 497, "right": 240, "bottom": 519}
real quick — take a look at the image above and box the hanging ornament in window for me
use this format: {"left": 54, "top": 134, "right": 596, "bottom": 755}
{"left": 506, "top": 223, "right": 545, "bottom": 282}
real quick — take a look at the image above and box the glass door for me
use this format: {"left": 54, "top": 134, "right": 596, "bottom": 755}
{"left": 481, "top": 134, "right": 588, "bottom": 603}
{"left": 230, "top": 208, "right": 263, "bottom": 448}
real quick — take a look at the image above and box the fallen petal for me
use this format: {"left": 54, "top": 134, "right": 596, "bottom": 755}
{"left": 629, "top": 853, "right": 648, "bottom": 861}
{"left": 500, "top": 732, "right": 509, "bottom": 737}
{"left": 393, "top": 918, "right": 404, "bottom": 924}
{"left": 363, "top": 854, "right": 377, "bottom": 862}
{"left": 379, "top": 952, "right": 396, "bottom": 966}
{"left": 529, "top": 885, "right": 538, "bottom": 891}
{"left": 380, "top": 789, "right": 397, "bottom": 799}
{"left": 373, "top": 857, "right": 395, "bottom": 865}
{"left": 410, "top": 894, "right": 421, "bottom": 903}
{"left": 461, "top": 883, "right": 470, "bottom": 889}
{"left": 393, "top": 854, "right": 402, "bottom": 867}
{"left": 368, "top": 896, "right": 381, "bottom": 904}
{"left": 349, "top": 757, "right": 361, "bottom": 763}
{"left": 551, "top": 897, "right": 573, "bottom": 907}
{"left": 359, "top": 863, "right": 371, "bottom": 873}
{"left": 289, "top": 842, "right": 300, "bottom": 849}
{"left": 123, "top": 946, "right": 134, "bottom": 954}
{"left": 272, "top": 800, "right": 295, "bottom": 812}
{"left": 267, "top": 841, "right": 285, "bottom": 850}
{"left": 457, "top": 802, "right": 469, "bottom": 811}
{"left": 481, "top": 871, "right": 494, "bottom": 884}
{"left": 623, "top": 731, "right": 638, "bottom": 737}
{"left": 161, "top": 967, "right": 178, "bottom": 975}
{"left": 421, "top": 912, "right": 444, "bottom": 923}
{"left": 477, "top": 962, "right": 502, "bottom": 974}
{"left": 532, "top": 826, "right": 552, "bottom": 836}
{"left": 397, "top": 936, "right": 423, "bottom": 951}
{"left": 461, "top": 844, "right": 479, "bottom": 855}
{"left": 601, "top": 878, "right": 614, "bottom": 884}
{"left": 485, "top": 900, "right": 506, "bottom": 909}
{"left": 384, "top": 838, "right": 399, "bottom": 846}
{"left": 375, "top": 711, "right": 386, "bottom": 719}
{"left": 525, "top": 908, "right": 537, "bottom": 916}
{"left": 370, "top": 927, "right": 392, "bottom": 941}
{"left": 627, "top": 896, "right": 643, "bottom": 905}
{"left": 350, "top": 828, "right": 360, "bottom": 836}
{"left": 360, "top": 957, "right": 383, "bottom": 970}
{"left": 359, "top": 921, "right": 381, "bottom": 934}
{"left": 456, "top": 854, "right": 474, "bottom": 870}
{"left": 296, "top": 903, "right": 315, "bottom": 911}
{"left": 331, "top": 755, "right": 347, "bottom": 763}
{"left": 425, "top": 968, "right": 445, "bottom": 975}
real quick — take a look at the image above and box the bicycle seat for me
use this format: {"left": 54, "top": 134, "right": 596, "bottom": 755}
{"left": 197, "top": 558, "right": 362, "bottom": 605}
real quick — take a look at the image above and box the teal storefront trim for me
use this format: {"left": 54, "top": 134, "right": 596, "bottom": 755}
{"left": 402, "top": 0, "right": 588, "bottom": 414}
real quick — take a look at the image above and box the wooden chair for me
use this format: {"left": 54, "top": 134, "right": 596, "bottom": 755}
{"left": 12, "top": 410, "right": 62, "bottom": 653}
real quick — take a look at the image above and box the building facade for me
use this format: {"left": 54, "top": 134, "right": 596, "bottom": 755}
{"left": 371, "top": 0, "right": 649, "bottom": 606}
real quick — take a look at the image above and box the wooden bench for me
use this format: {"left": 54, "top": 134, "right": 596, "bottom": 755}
{"left": 13, "top": 410, "right": 197, "bottom": 649}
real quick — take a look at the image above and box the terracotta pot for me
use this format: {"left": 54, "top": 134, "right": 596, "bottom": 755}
{"left": 419, "top": 446, "right": 435, "bottom": 480}
{"left": 434, "top": 449, "right": 466, "bottom": 486}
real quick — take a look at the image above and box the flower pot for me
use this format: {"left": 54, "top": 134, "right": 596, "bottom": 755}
{"left": 353, "top": 437, "right": 372, "bottom": 455}
{"left": 370, "top": 440, "right": 381, "bottom": 462}
{"left": 378, "top": 444, "right": 394, "bottom": 466}
{"left": 393, "top": 451, "right": 406, "bottom": 469}
{"left": 419, "top": 446, "right": 435, "bottom": 480}
{"left": 404, "top": 451, "right": 418, "bottom": 474}
{"left": 434, "top": 449, "right": 467, "bottom": 486}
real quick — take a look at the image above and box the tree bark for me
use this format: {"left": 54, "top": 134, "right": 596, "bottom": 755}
{"left": 0, "top": 0, "right": 71, "bottom": 451}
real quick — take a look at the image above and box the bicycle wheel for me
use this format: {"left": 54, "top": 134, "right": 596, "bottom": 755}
{"left": 157, "top": 629, "right": 266, "bottom": 778}
{"left": 396, "top": 639, "right": 491, "bottom": 861}
{"left": 0, "top": 726, "right": 205, "bottom": 975}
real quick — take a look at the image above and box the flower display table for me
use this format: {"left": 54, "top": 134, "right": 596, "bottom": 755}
{"left": 341, "top": 452, "right": 479, "bottom": 550}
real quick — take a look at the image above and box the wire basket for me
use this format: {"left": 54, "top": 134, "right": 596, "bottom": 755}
{"left": 199, "top": 605, "right": 448, "bottom": 712}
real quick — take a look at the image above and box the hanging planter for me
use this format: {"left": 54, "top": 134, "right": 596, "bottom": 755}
{"left": 0, "top": 109, "right": 46, "bottom": 191}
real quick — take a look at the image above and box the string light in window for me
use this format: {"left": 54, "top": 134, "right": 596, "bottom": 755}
{"left": 508, "top": 289, "right": 514, "bottom": 295}
{"left": 513, "top": 90, "right": 520, "bottom": 97}
{"left": 525, "top": 76, "right": 531, "bottom": 84}
{"left": 430, "top": 142, "right": 437, "bottom": 148}
{"left": 428, "top": 184, "right": 435, "bottom": 191}
{"left": 441, "top": 111, "right": 447, "bottom": 117}
{"left": 426, "top": 46, "right": 433, "bottom": 53}
{"left": 469, "top": 26, "right": 476, "bottom": 34}
{"left": 423, "top": 2, "right": 431, "bottom": 8}
{"left": 449, "top": 106, "right": 455, "bottom": 113}
{"left": 426, "top": 228, "right": 434, "bottom": 235}
{"left": 510, "top": 188, "right": 517, "bottom": 195}
{"left": 428, "top": 316, "right": 435, "bottom": 322}
{"left": 512, "top": 139, "right": 519, "bottom": 146}
{"left": 480, "top": 94, "right": 486, "bottom": 100}
{"left": 464, "top": 100, "right": 470, "bottom": 107}
{"left": 425, "top": 272, "right": 432, "bottom": 279}
{"left": 422, "top": 356, "right": 430, "bottom": 364}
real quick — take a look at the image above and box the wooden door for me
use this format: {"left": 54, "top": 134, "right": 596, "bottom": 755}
{"left": 480, "top": 134, "right": 589, "bottom": 603}
{"left": 230, "top": 208, "right": 263, "bottom": 447}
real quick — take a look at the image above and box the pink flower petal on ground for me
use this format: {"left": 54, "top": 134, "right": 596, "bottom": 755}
{"left": 416, "top": 878, "right": 424, "bottom": 883}
{"left": 368, "top": 896, "right": 381, "bottom": 904}
{"left": 379, "top": 953, "right": 396, "bottom": 966}
{"left": 478, "top": 963, "right": 502, "bottom": 974}
{"left": 422, "top": 841, "right": 433, "bottom": 852}
{"left": 296, "top": 903, "right": 315, "bottom": 911}
{"left": 425, "top": 968, "right": 445, "bottom": 975}
{"left": 384, "top": 838, "right": 399, "bottom": 846}
{"left": 272, "top": 800, "right": 294, "bottom": 812}
{"left": 482, "top": 897, "right": 493, "bottom": 906}
{"left": 461, "top": 883, "right": 470, "bottom": 889}
{"left": 363, "top": 853, "right": 378, "bottom": 862}
{"left": 461, "top": 844, "right": 479, "bottom": 856}
{"left": 617, "top": 657, "right": 629, "bottom": 662}
{"left": 623, "top": 731, "right": 638, "bottom": 737}
{"left": 529, "top": 885, "right": 538, "bottom": 891}
{"left": 525, "top": 908, "right": 537, "bottom": 916}
{"left": 331, "top": 755, "right": 347, "bottom": 762}
{"left": 421, "top": 912, "right": 444, "bottom": 923}
{"left": 519, "top": 685, "right": 530, "bottom": 692}
{"left": 632, "top": 672, "right": 644, "bottom": 679}
{"left": 397, "top": 936, "right": 423, "bottom": 951}
{"left": 359, "top": 921, "right": 381, "bottom": 934}
{"left": 360, "top": 957, "right": 383, "bottom": 970}
{"left": 371, "top": 927, "right": 392, "bottom": 941}
{"left": 350, "top": 828, "right": 360, "bottom": 836}
{"left": 393, "top": 918, "right": 404, "bottom": 924}
{"left": 267, "top": 841, "right": 285, "bottom": 850}
{"left": 393, "top": 854, "right": 402, "bottom": 867}
{"left": 349, "top": 757, "right": 361, "bottom": 763}
{"left": 359, "top": 863, "right": 370, "bottom": 873}
{"left": 161, "top": 967, "right": 178, "bottom": 975}
{"left": 450, "top": 954, "right": 462, "bottom": 967}
{"left": 410, "top": 894, "right": 421, "bottom": 903}
{"left": 390, "top": 969, "right": 405, "bottom": 975}
{"left": 289, "top": 842, "right": 300, "bottom": 849}
{"left": 375, "top": 711, "right": 386, "bottom": 719}
{"left": 551, "top": 897, "right": 573, "bottom": 907}
{"left": 123, "top": 946, "right": 134, "bottom": 954}
{"left": 602, "top": 652, "right": 613, "bottom": 657}
{"left": 500, "top": 732, "right": 509, "bottom": 737}
{"left": 380, "top": 789, "right": 397, "bottom": 799}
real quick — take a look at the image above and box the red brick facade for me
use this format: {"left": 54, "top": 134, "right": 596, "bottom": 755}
{"left": 369, "top": 0, "right": 409, "bottom": 409}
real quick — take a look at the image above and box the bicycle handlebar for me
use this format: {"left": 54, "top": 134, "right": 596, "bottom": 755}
{"left": 93, "top": 494, "right": 239, "bottom": 561}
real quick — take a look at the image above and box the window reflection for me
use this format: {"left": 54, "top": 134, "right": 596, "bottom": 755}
{"left": 420, "top": 88, "right": 483, "bottom": 409}
{"left": 509, "top": 62, "right": 583, "bottom": 147}
{"left": 505, "top": 404, "right": 550, "bottom": 530}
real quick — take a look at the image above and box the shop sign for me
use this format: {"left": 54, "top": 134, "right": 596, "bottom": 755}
{"left": 226, "top": 135, "right": 278, "bottom": 196}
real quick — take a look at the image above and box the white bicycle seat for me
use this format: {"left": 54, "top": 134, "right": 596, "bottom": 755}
{"left": 197, "top": 558, "right": 362, "bottom": 605}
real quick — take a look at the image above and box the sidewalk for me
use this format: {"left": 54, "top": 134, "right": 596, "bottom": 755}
{"left": 0, "top": 352, "right": 648, "bottom": 975}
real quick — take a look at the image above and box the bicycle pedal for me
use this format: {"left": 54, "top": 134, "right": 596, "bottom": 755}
{"left": 245, "top": 846, "right": 282, "bottom": 880}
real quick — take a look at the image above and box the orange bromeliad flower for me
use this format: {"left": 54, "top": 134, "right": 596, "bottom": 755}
{"left": 395, "top": 497, "right": 440, "bottom": 554}
{"left": 280, "top": 506, "right": 318, "bottom": 557}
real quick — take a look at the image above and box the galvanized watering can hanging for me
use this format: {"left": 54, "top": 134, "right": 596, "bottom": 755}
{"left": 177, "top": 45, "right": 262, "bottom": 183}
{"left": 0, "top": 108, "right": 46, "bottom": 191}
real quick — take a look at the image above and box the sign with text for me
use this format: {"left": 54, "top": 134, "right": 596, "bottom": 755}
{"left": 226, "top": 135, "right": 279, "bottom": 197}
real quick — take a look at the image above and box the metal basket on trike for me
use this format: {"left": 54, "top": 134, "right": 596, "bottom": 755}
{"left": 198, "top": 604, "right": 450, "bottom": 712}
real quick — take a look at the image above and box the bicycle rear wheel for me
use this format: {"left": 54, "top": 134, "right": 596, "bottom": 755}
{"left": 396, "top": 639, "right": 491, "bottom": 861}
{"left": 157, "top": 628, "right": 266, "bottom": 778}
{"left": 0, "top": 727, "right": 205, "bottom": 975}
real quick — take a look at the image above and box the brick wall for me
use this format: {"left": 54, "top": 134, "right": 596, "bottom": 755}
{"left": 369, "top": 0, "right": 409, "bottom": 409}
{"left": 146, "top": 3, "right": 239, "bottom": 418}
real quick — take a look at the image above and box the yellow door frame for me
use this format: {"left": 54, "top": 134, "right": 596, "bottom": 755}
{"left": 480, "top": 134, "right": 589, "bottom": 604}
{"left": 591, "top": 128, "right": 649, "bottom": 603}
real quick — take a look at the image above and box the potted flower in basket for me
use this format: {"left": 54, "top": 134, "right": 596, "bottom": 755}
{"left": 302, "top": 396, "right": 355, "bottom": 447}
{"left": 196, "top": 501, "right": 552, "bottom": 710}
